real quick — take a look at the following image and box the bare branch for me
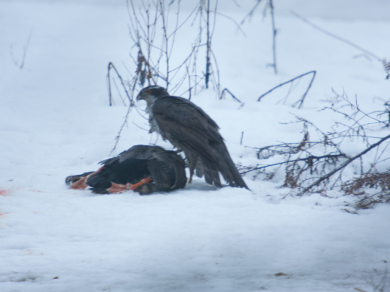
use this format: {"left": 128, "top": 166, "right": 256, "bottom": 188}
{"left": 110, "top": 105, "right": 133, "bottom": 155}
{"left": 241, "top": 0, "right": 263, "bottom": 24}
{"left": 257, "top": 71, "right": 316, "bottom": 109}
{"left": 268, "top": 0, "right": 277, "bottom": 74}
{"left": 291, "top": 10, "right": 383, "bottom": 61}
{"left": 10, "top": 30, "right": 32, "bottom": 69}
{"left": 297, "top": 133, "right": 390, "bottom": 196}
{"left": 107, "top": 62, "right": 133, "bottom": 106}
{"left": 209, "top": 10, "right": 246, "bottom": 36}
{"left": 220, "top": 88, "right": 243, "bottom": 103}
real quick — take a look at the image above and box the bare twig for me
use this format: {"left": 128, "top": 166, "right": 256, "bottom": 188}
{"left": 10, "top": 30, "right": 32, "bottom": 69}
{"left": 220, "top": 88, "right": 243, "bottom": 103}
{"left": 112, "top": 78, "right": 127, "bottom": 106}
{"left": 241, "top": 0, "right": 263, "bottom": 24}
{"left": 209, "top": 10, "right": 246, "bottom": 36}
{"left": 268, "top": 0, "right": 277, "bottom": 74}
{"left": 110, "top": 105, "right": 133, "bottom": 155}
{"left": 383, "top": 59, "right": 390, "bottom": 80}
{"left": 241, "top": 154, "right": 346, "bottom": 175}
{"left": 107, "top": 62, "right": 133, "bottom": 106}
{"left": 257, "top": 71, "right": 316, "bottom": 109}
{"left": 210, "top": 49, "right": 221, "bottom": 97}
{"left": 205, "top": 0, "right": 211, "bottom": 89}
{"left": 297, "top": 133, "right": 390, "bottom": 196}
{"left": 241, "top": 0, "right": 278, "bottom": 73}
{"left": 186, "top": 62, "right": 192, "bottom": 100}
{"left": 291, "top": 10, "right": 383, "bottom": 61}
{"left": 159, "top": 0, "right": 170, "bottom": 89}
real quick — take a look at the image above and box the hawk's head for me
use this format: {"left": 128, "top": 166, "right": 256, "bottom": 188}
{"left": 136, "top": 86, "right": 169, "bottom": 105}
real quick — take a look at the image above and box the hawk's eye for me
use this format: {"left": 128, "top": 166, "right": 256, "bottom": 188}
{"left": 146, "top": 90, "right": 151, "bottom": 94}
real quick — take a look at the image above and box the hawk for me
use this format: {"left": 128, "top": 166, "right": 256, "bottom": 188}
{"left": 66, "top": 145, "right": 187, "bottom": 194}
{"left": 137, "top": 86, "right": 249, "bottom": 189}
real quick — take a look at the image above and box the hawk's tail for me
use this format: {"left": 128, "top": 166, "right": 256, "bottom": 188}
{"left": 212, "top": 143, "right": 249, "bottom": 190}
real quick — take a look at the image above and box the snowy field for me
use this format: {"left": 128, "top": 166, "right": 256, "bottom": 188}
{"left": 1, "top": 0, "right": 390, "bottom": 291}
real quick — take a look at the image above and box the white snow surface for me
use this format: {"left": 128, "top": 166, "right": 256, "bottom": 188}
{"left": 1, "top": 1, "right": 390, "bottom": 291}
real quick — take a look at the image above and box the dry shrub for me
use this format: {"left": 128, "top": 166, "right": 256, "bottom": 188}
{"left": 342, "top": 171, "right": 390, "bottom": 209}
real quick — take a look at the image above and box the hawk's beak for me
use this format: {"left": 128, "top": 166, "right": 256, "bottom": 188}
{"left": 136, "top": 93, "right": 143, "bottom": 101}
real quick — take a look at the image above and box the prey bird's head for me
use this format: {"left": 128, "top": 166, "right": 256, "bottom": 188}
{"left": 136, "top": 86, "right": 169, "bottom": 106}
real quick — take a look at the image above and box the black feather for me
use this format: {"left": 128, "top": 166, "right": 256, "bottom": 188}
{"left": 66, "top": 145, "right": 187, "bottom": 194}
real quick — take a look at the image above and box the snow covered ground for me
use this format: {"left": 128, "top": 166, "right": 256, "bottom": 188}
{"left": 1, "top": 0, "right": 390, "bottom": 291}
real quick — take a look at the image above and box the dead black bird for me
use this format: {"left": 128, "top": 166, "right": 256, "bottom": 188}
{"left": 66, "top": 145, "right": 187, "bottom": 194}
{"left": 136, "top": 85, "right": 249, "bottom": 190}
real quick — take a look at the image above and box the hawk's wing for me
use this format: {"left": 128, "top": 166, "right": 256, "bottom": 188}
{"left": 153, "top": 96, "right": 248, "bottom": 189}
{"left": 152, "top": 96, "right": 223, "bottom": 165}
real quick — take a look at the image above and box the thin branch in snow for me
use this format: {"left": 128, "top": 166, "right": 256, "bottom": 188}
{"left": 220, "top": 88, "right": 243, "bottom": 103}
{"left": 257, "top": 71, "right": 316, "bottom": 109}
{"left": 110, "top": 105, "right": 133, "bottom": 155}
{"left": 291, "top": 10, "right": 383, "bottom": 62}
{"left": 209, "top": 10, "right": 246, "bottom": 36}
{"left": 205, "top": 0, "right": 211, "bottom": 89}
{"left": 383, "top": 59, "right": 390, "bottom": 80}
{"left": 240, "top": 0, "right": 263, "bottom": 25}
{"left": 112, "top": 78, "right": 127, "bottom": 106}
{"left": 10, "top": 30, "right": 32, "bottom": 69}
{"left": 297, "top": 133, "right": 390, "bottom": 196}
{"left": 107, "top": 62, "right": 133, "bottom": 106}
{"left": 268, "top": 0, "right": 277, "bottom": 75}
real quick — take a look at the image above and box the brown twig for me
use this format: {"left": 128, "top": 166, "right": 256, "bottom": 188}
{"left": 297, "top": 134, "right": 390, "bottom": 196}
{"left": 241, "top": 154, "right": 346, "bottom": 175}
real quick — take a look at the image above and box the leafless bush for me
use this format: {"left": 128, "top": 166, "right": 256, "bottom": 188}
{"left": 124, "top": 0, "right": 221, "bottom": 96}
{"left": 108, "top": 0, "right": 224, "bottom": 151}
{"left": 242, "top": 0, "right": 278, "bottom": 74}
{"left": 342, "top": 171, "right": 390, "bottom": 209}
{"left": 242, "top": 119, "right": 347, "bottom": 191}
{"left": 240, "top": 91, "right": 390, "bottom": 207}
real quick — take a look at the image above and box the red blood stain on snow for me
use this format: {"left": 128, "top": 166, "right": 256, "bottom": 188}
{"left": 0, "top": 212, "right": 10, "bottom": 216}
{"left": 0, "top": 188, "right": 45, "bottom": 197}
{"left": 0, "top": 189, "right": 10, "bottom": 196}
